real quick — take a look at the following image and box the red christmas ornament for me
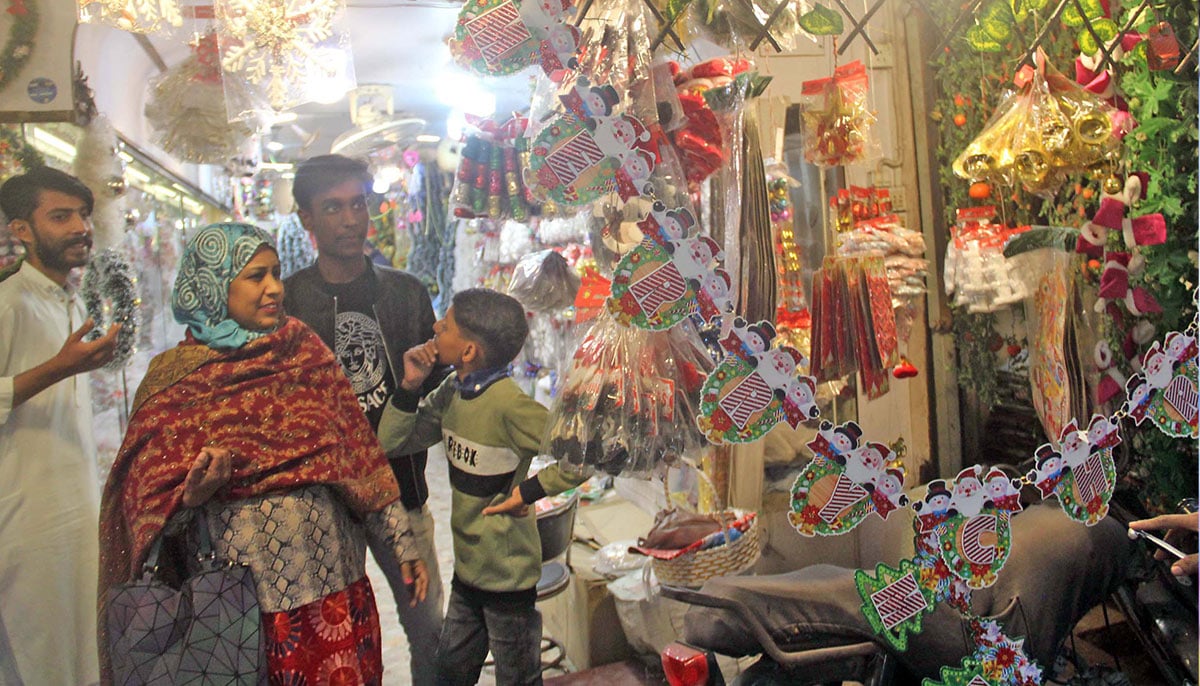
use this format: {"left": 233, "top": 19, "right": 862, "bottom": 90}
{"left": 892, "top": 357, "right": 919, "bottom": 379}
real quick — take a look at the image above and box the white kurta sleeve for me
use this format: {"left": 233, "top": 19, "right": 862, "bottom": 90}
{"left": 0, "top": 301, "right": 16, "bottom": 425}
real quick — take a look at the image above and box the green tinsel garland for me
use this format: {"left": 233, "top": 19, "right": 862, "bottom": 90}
{"left": 0, "top": 0, "right": 38, "bottom": 97}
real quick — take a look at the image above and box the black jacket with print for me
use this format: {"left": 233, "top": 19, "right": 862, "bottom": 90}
{"left": 284, "top": 257, "right": 444, "bottom": 509}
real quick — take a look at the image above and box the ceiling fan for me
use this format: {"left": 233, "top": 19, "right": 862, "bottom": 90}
{"left": 329, "top": 84, "right": 426, "bottom": 158}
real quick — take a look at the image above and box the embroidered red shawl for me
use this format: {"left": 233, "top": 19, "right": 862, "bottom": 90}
{"left": 98, "top": 316, "right": 400, "bottom": 598}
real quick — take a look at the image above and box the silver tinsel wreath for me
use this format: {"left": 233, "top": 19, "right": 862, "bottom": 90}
{"left": 81, "top": 248, "right": 140, "bottom": 369}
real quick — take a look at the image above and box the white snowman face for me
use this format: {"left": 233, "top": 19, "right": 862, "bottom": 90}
{"left": 928, "top": 493, "right": 950, "bottom": 511}
{"left": 661, "top": 216, "right": 685, "bottom": 240}
{"left": 1040, "top": 455, "right": 1062, "bottom": 476}
{"left": 832, "top": 431, "right": 854, "bottom": 454}
{"left": 742, "top": 331, "right": 767, "bottom": 352}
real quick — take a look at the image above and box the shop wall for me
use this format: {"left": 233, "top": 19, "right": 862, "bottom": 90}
{"left": 750, "top": 0, "right": 938, "bottom": 487}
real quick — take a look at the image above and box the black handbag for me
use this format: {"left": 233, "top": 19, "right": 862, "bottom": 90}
{"left": 104, "top": 511, "right": 265, "bottom": 685}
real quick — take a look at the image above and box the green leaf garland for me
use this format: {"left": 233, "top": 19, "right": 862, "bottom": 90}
{"left": 0, "top": 0, "right": 38, "bottom": 96}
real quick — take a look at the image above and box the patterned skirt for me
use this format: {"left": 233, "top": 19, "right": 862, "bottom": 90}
{"left": 263, "top": 575, "right": 383, "bottom": 685}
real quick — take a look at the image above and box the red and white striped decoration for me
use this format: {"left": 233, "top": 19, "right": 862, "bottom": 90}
{"left": 819, "top": 474, "right": 870, "bottom": 524}
{"left": 544, "top": 129, "right": 606, "bottom": 186}
{"left": 959, "top": 514, "right": 997, "bottom": 565}
{"left": 628, "top": 260, "right": 688, "bottom": 317}
{"left": 869, "top": 572, "right": 928, "bottom": 630}
{"left": 1164, "top": 375, "right": 1199, "bottom": 425}
{"left": 464, "top": 1, "right": 532, "bottom": 64}
{"left": 718, "top": 372, "right": 774, "bottom": 430}
{"left": 1073, "top": 453, "right": 1110, "bottom": 506}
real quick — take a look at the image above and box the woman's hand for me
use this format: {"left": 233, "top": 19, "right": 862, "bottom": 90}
{"left": 1129, "top": 513, "right": 1199, "bottom": 576}
{"left": 401, "top": 559, "right": 429, "bottom": 605}
{"left": 181, "top": 447, "right": 233, "bottom": 507}
{"left": 400, "top": 340, "right": 438, "bottom": 392}
{"left": 482, "top": 487, "right": 529, "bottom": 518}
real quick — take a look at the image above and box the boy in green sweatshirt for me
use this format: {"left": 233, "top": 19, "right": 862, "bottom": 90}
{"left": 379, "top": 288, "right": 586, "bottom": 686}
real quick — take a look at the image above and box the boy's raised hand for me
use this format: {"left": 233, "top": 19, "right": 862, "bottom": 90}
{"left": 400, "top": 339, "right": 438, "bottom": 392}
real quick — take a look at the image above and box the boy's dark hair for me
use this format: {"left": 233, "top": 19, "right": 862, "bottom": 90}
{"left": 452, "top": 288, "right": 529, "bottom": 368}
{"left": 0, "top": 166, "right": 94, "bottom": 224}
{"left": 291, "top": 154, "right": 371, "bottom": 213}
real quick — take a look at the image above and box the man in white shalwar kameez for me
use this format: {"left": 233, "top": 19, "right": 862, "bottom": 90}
{"left": 0, "top": 168, "right": 119, "bottom": 685}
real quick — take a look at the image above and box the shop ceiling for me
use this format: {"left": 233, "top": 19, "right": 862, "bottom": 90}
{"left": 124, "top": 1, "right": 537, "bottom": 164}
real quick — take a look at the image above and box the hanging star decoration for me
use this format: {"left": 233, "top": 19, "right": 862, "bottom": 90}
{"left": 215, "top": 0, "right": 341, "bottom": 110}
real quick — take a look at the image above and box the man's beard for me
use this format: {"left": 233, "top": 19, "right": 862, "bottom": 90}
{"left": 29, "top": 229, "right": 92, "bottom": 272}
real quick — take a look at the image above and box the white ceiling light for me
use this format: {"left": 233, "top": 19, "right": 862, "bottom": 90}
{"left": 265, "top": 141, "right": 285, "bottom": 152}
{"left": 416, "top": 134, "right": 442, "bottom": 143}
{"left": 435, "top": 72, "right": 495, "bottom": 117}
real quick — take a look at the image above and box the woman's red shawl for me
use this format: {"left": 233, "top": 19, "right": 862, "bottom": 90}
{"left": 98, "top": 317, "right": 399, "bottom": 599}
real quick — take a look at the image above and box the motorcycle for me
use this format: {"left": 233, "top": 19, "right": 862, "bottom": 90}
{"left": 655, "top": 495, "right": 1138, "bottom": 686}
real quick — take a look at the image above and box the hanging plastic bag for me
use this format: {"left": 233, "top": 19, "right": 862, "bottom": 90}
{"left": 799, "top": 61, "right": 875, "bottom": 168}
{"left": 507, "top": 249, "right": 582, "bottom": 313}
{"left": 545, "top": 308, "right": 715, "bottom": 478}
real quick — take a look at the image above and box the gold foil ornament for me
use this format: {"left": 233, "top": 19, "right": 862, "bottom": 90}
{"left": 952, "top": 51, "right": 1118, "bottom": 196}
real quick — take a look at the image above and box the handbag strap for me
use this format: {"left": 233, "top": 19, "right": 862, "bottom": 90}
{"left": 139, "top": 507, "right": 219, "bottom": 580}
{"left": 193, "top": 507, "right": 219, "bottom": 571}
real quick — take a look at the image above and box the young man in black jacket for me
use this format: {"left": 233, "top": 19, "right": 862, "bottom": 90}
{"left": 284, "top": 154, "right": 444, "bottom": 685}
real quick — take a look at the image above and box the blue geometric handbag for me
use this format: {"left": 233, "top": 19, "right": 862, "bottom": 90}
{"left": 104, "top": 512, "right": 265, "bottom": 685}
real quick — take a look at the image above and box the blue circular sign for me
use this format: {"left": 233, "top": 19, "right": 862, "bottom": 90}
{"left": 27, "top": 78, "right": 57, "bottom": 104}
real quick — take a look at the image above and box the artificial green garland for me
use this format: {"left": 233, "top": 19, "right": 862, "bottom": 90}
{"left": 0, "top": 0, "right": 39, "bottom": 97}
{"left": 1115, "top": 0, "right": 1198, "bottom": 512}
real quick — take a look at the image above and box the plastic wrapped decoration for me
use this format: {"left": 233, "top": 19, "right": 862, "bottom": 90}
{"left": 449, "top": 114, "right": 546, "bottom": 221}
{"left": 143, "top": 32, "right": 256, "bottom": 164}
{"left": 943, "top": 206, "right": 1030, "bottom": 313}
{"left": 507, "top": 249, "right": 582, "bottom": 313}
{"left": 545, "top": 308, "right": 716, "bottom": 477}
{"left": 666, "top": 58, "right": 753, "bottom": 190}
{"left": 522, "top": 0, "right": 692, "bottom": 210}
{"left": 953, "top": 51, "right": 1119, "bottom": 196}
{"left": 799, "top": 61, "right": 875, "bottom": 168}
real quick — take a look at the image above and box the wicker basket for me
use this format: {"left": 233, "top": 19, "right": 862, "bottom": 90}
{"left": 647, "top": 462, "right": 762, "bottom": 587}
{"left": 650, "top": 509, "right": 762, "bottom": 587}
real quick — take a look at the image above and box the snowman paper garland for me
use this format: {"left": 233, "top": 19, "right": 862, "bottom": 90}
{"left": 450, "top": 0, "right": 580, "bottom": 76}
{"left": 788, "top": 420, "right": 909, "bottom": 535}
{"left": 696, "top": 317, "right": 819, "bottom": 444}
{"left": 607, "top": 204, "right": 728, "bottom": 329}
{"left": 1027, "top": 414, "right": 1120, "bottom": 526}
{"left": 1124, "top": 330, "right": 1199, "bottom": 439}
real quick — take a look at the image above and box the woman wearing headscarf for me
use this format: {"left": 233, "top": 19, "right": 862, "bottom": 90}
{"left": 99, "top": 223, "right": 428, "bottom": 684}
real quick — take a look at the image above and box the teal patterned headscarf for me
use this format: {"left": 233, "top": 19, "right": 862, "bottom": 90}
{"left": 172, "top": 223, "right": 277, "bottom": 350}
